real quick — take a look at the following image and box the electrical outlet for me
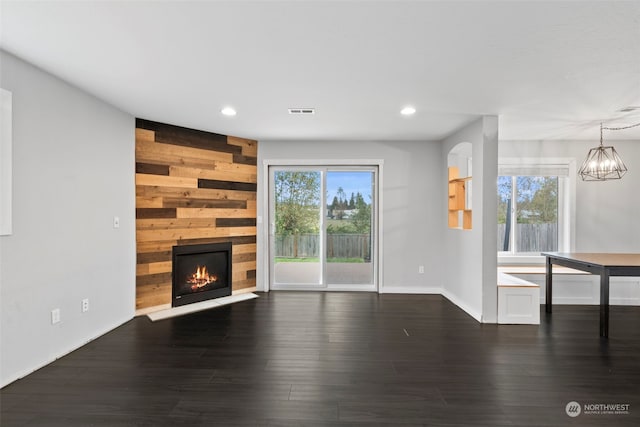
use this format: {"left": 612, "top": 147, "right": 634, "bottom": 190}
{"left": 113, "top": 216, "right": 120, "bottom": 228}
{"left": 418, "top": 266, "right": 425, "bottom": 274}
{"left": 82, "top": 298, "right": 89, "bottom": 313}
{"left": 51, "top": 308, "right": 60, "bottom": 324}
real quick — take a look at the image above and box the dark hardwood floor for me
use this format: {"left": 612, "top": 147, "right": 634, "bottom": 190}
{"left": 1, "top": 292, "right": 639, "bottom": 426}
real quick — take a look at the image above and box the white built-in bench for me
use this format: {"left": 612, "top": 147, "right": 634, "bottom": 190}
{"left": 497, "top": 272, "right": 540, "bottom": 324}
{"left": 497, "top": 266, "right": 590, "bottom": 324}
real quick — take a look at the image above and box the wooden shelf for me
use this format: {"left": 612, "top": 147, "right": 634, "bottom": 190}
{"left": 448, "top": 166, "right": 472, "bottom": 230}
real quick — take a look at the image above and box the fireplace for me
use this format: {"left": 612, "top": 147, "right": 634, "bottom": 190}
{"left": 172, "top": 242, "right": 232, "bottom": 307}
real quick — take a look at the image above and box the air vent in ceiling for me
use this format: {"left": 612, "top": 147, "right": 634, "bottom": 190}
{"left": 288, "top": 108, "right": 315, "bottom": 115}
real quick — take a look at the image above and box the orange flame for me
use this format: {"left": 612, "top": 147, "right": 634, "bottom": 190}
{"left": 187, "top": 265, "right": 218, "bottom": 290}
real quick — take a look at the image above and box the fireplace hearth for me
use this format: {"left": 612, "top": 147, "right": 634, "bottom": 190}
{"left": 172, "top": 242, "right": 232, "bottom": 307}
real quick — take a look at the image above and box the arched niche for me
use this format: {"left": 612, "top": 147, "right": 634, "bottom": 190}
{"left": 447, "top": 142, "right": 472, "bottom": 229}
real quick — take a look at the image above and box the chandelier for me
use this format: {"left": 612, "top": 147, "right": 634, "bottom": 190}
{"left": 578, "top": 122, "right": 639, "bottom": 181}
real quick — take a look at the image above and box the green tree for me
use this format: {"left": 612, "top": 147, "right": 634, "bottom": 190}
{"left": 497, "top": 176, "right": 512, "bottom": 224}
{"left": 351, "top": 193, "right": 371, "bottom": 233}
{"left": 329, "top": 195, "right": 339, "bottom": 219}
{"left": 529, "top": 177, "right": 557, "bottom": 223}
{"left": 334, "top": 186, "right": 347, "bottom": 219}
{"left": 274, "top": 171, "right": 320, "bottom": 257}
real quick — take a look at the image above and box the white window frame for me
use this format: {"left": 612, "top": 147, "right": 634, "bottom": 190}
{"left": 498, "top": 158, "right": 576, "bottom": 265}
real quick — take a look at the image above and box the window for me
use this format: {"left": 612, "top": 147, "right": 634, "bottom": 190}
{"left": 498, "top": 162, "right": 572, "bottom": 258}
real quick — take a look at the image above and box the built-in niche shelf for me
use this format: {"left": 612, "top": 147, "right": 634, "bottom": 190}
{"left": 448, "top": 166, "right": 472, "bottom": 229}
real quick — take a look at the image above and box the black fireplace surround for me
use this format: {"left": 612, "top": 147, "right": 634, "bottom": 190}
{"left": 172, "top": 242, "right": 232, "bottom": 307}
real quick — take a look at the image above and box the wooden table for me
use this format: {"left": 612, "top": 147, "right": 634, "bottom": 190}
{"left": 542, "top": 252, "right": 640, "bottom": 338}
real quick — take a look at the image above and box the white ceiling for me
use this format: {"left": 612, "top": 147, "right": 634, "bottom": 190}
{"left": 2, "top": 0, "right": 640, "bottom": 141}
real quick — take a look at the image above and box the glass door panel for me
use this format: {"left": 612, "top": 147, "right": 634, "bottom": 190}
{"left": 272, "top": 169, "right": 322, "bottom": 286}
{"left": 325, "top": 170, "right": 374, "bottom": 285}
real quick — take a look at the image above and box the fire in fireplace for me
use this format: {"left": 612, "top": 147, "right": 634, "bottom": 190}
{"left": 172, "top": 242, "right": 232, "bottom": 307}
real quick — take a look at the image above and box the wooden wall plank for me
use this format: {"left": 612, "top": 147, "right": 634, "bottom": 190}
{"left": 137, "top": 250, "right": 172, "bottom": 264}
{"left": 176, "top": 208, "right": 255, "bottom": 219}
{"left": 232, "top": 252, "right": 256, "bottom": 263}
{"left": 216, "top": 218, "right": 257, "bottom": 227}
{"left": 137, "top": 241, "right": 177, "bottom": 253}
{"left": 136, "top": 139, "right": 233, "bottom": 164}
{"left": 136, "top": 197, "right": 164, "bottom": 208}
{"left": 198, "top": 178, "right": 257, "bottom": 192}
{"left": 227, "top": 135, "right": 258, "bottom": 157}
{"left": 136, "top": 173, "right": 198, "bottom": 189}
{"left": 233, "top": 243, "right": 257, "bottom": 255}
{"left": 135, "top": 128, "right": 155, "bottom": 142}
{"left": 136, "top": 218, "right": 218, "bottom": 230}
{"left": 178, "top": 235, "right": 256, "bottom": 246}
{"left": 169, "top": 166, "right": 257, "bottom": 184}
{"left": 233, "top": 278, "right": 256, "bottom": 290}
{"left": 136, "top": 185, "right": 256, "bottom": 201}
{"left": 136, "top": 208, "right": 177, "bottom": 219}
{"left": 136, "top": 163, "right": 170, "bottom": 176}
{"left": 161, "top": 198, "right": 247, "bottom": 209}
{"left": 135, "top": 120, "right": 257, "bottom": 309}
{"left": 137, "top": 226, "right": 256, "bottom": 242}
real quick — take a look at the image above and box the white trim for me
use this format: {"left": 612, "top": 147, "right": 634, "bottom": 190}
{"left": 497, "top": 157, "right": 576, "bottom": 256}
{"left": 262, "top": 159, "right": 384, "bottom": 293}
{"left": 441, "top": 289, "right": 483, "bottom": 322}
{"left": 265, "top": 158, "right": 385, "bottom": 166}
{"left": 379, "top": 286, "right": 442, "bottom": 294}
{"left": 378, "top": 161, "right": 384, "bottom": 294}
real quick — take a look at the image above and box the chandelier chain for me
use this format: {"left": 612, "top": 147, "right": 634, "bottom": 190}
{"left": 601, "top": 121, "right": 640, "bottom": 131}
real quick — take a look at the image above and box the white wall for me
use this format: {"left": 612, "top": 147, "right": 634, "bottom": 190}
{"left": 0, "top": 51, "right": 136, "bottom": 387}
{"left": 500, "top": 139, "right": 640, "bottom": 305}
{"left": 257, "top": 140, "right": 443, "bottom": 294}
{"left": 441, "top": 117, "right": 498, "bottom": 322}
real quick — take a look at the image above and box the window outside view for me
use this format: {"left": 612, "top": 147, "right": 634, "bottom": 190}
{"left": 273, "top": 169, "right": 374, "bottom": 286}
{"left": 498, "top": 176, "right": 559, "bottom": 253}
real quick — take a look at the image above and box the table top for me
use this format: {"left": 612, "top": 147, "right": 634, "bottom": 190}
{"left": 542, "top": 252, "right": 640, "bottom": 268}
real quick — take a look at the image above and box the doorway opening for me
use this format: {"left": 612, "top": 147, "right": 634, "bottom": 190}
{"left": 268, "top": 165, "right": 379, "bottom": 291}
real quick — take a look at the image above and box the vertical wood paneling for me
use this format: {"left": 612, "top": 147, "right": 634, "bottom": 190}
{"left": 135, "top": 119, "right": 257, "bottom": 309}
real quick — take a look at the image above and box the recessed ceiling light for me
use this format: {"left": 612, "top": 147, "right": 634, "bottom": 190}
{"left": 221, "top": 107, "right": 237, "bottom": 116}
{"left": 401, "top": 106, "right": 416, "bottom": 116}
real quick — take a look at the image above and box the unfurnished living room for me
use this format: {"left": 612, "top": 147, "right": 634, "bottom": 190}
{"left": 1, "top": 1, "right": 640, "bottom": 426}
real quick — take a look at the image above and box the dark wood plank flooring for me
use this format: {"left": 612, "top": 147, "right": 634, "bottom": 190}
{"left": 2, "top": 292, "right": 639, "bottom": 426}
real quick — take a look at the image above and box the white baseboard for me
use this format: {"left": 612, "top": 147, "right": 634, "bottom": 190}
{"left": 545, "top": 297, "right": 640, "bottom": 306}
{"left": 379, "top": 286, "right": 443, "bottom": 294}
{"left": 441, "top": 289, "right": 482, "bottom": 322}
{"left": 0, "top": 316, "right": 132, "bottom": 389}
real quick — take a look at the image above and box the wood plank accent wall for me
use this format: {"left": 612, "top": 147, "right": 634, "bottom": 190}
{"left": 135, "top": 119, "right": 257, "bottom": 309}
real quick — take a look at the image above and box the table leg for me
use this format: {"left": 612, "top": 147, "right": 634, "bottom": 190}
{"left": 600, "top": 269, "right": 610, "bottom": 338}
{"left": 545, "top": 256, "right": 552, "bottom": 313}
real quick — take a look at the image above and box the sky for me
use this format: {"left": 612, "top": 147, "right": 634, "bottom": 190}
{"left": 326, "top": 171, "right": 373, "bottom": 204}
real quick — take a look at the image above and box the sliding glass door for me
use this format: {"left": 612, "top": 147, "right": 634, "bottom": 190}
{"left": 325, "top": 171, "right": 375, "bottom": 285}
{"left": 269, "top": 166, "right": 377, "bottom": 291}
{"left": 271, "top": 169, "right": 323, "bottom": 286}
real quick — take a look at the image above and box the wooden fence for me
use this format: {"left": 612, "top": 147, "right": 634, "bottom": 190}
{"left": 275, "top": 234, "right": 371, "bottom": 259}
{"left": 497, "top": 223, "right": 558, "bottom": 252}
